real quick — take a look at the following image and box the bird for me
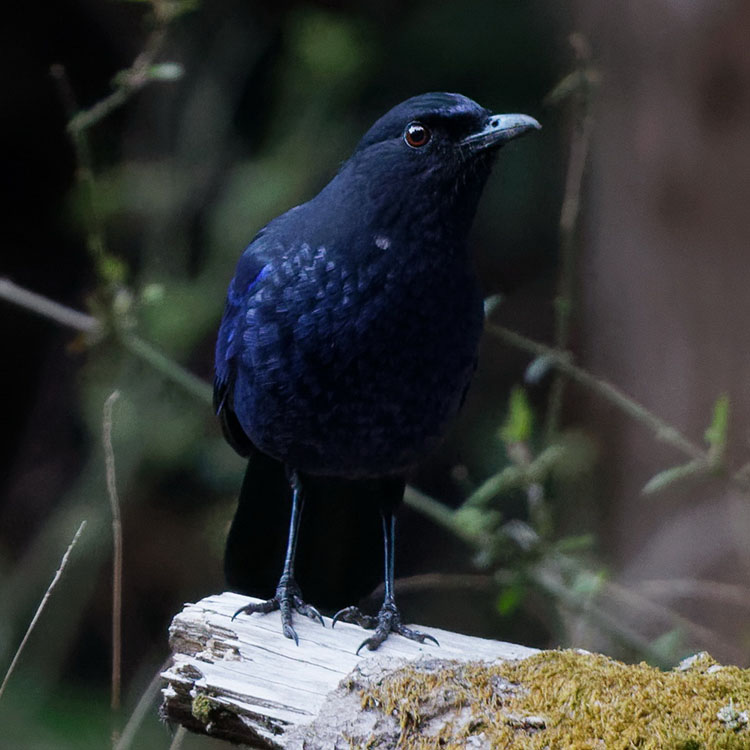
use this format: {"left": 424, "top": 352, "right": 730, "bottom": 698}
{"left": 214, "top": 92, "right": 540, "bottom": 652}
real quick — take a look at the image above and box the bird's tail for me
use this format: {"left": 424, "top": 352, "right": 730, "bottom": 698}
{"left": 223, "top": 450, "right": 399, "bottom": 612}
{"left": 224, "top": 448, "right": 290, "bottom": 598}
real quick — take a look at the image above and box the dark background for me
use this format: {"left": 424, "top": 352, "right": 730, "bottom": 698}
{"left": 1, "top": 1, "right": 749, "bottom": 747}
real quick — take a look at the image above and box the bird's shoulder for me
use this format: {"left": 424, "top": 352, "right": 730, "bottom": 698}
{"left": 214, "top": 206, "right": 329, "bottom": 381}
{"left": 225, "top": 219, "right": 289, "bottom": 303}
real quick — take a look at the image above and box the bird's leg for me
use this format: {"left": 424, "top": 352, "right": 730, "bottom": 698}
{"left": 232, "top": 470, "right": 323, "bottom": 644}
{"left": 333, "top": 509, "right": 439, "bottom": 654}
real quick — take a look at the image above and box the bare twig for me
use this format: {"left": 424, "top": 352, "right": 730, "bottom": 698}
{"left": 50, "top": 1, "right": 184, "bottom": 286}
{"left": 49, "top": 63, "right": 110, "bottom": 281}
{"left": 0, "top": 277, "right": 101, "bottom": 334}
{"left": 385, "top": 573, "right": 495, "bottom": 597}
{"left": 168, "top": 726, "right": 187, "bottom": 750}
{"left": 0, "top": 276, "right": 212, "bottom": 404}
{"left": 490, "top": 324, "right": 750, "bottom": 496}
{"left": 549, "top": 555, "right": 746, "bottom": 664}
{"left": 490, "top": 325, "right": 706, "bottom": 462}
{"left": 103, "top": 392, "right": 123, "bottom": 715}
{"left": 601, "top": 578, "right": 744, "bottom": 665}
{"left": 66, "top": 24, "right": 170, "bottom": 135}
{"left": 119, "top": 333, "right": 213, "bottom": 405}
{"left": 114, "top": 659, "right": 172, "bottom": 750}
{"left": 529, "top": 564, "right": 674, "bottom": 667}
{"left": 403, "top": 486, "right": 467, "bottom": 540}
{"left": 465, "top": 445, "right": 565, "bottom": 509}
{"left": 636, "top": 578, "right": 750, "bottom": 611}
{"left": 545, "top": 34, "right": 597, "bottom": 441}
{"left": 0, "top": 521, "right": 87, "bottom": 702}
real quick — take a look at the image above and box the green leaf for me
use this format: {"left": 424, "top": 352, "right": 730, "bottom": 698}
{"left": 453, "top": 506, "right": 502, "bottom": 540}
{"left": 704, "top": 393, "right": 730, "bottom": 458}
{"left": 570, "top": 568, "right": 606, "bottom": 597}
{"left": 641, "top": 459, "right": 706, "bottom": 495}
{"left": 97, "top": 254, "right": 127, "bottom": 284}
{"left": 552, "top": 534, "right": 595, "bottom": 554}
{"left": 500, "top": 387, "right": 534, "bottom": 444}
{"left": 496, "top": 581, "right": 524, "bottom": 616}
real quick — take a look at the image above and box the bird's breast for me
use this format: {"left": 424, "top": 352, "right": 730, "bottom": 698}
{"left": 233, "top": 239, "right": 483, "bottom": 477}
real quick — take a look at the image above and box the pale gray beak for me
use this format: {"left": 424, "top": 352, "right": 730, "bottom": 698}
{"left": 461, "top": 113, "right": 541, "bottom": 152}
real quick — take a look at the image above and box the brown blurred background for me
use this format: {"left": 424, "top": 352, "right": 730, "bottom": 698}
{"left": 575, "top": 0, "right": 750, "bottom": 659}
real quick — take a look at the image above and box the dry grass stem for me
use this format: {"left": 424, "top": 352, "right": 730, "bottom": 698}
{"left": 103, "top": 390, "right": 123, "bottom": 714}
{"left": 0, "top": 520, "right": 87, "bottom": 702}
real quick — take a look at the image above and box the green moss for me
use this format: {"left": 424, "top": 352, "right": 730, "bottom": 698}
{"left": 358, "top": 650, "right": 750, "bottom": 749}
{"left": 191, "top": 692, "right": 217, "bottom": 724}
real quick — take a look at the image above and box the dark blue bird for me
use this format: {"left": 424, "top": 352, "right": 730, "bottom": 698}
{"left": 215, "top": 92, "right": 539, "bottom": 651}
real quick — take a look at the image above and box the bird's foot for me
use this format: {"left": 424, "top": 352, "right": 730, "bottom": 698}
{"left": 332, "top": 598, "right": 439, "bottom": 654}
{"left": 232, "top": 578, "right": 324, "bottom": 645}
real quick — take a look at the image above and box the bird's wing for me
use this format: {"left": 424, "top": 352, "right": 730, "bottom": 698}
{"left": 214, "top": 229, "right": 279, "bottom": 456}
{"left": 215, "top": 213, "right": 372, "bottom": 457}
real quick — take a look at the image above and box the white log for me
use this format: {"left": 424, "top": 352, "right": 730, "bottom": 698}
{"left": 160, "top": 592, "right": 538, "bottom": 748}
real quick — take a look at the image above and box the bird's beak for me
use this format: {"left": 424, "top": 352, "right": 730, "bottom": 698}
{"left": 461, "top": 113, "right": 541, "bottom": 153}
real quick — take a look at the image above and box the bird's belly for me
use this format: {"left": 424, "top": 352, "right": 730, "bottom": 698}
{"left": 234, "top": 290, "right": 483, "bottom": 477}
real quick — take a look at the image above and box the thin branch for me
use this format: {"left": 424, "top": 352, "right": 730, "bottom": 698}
{"left": 550, "top": 554, "right": 746, "bottom": 664}
{"left": 0, "top": 521, "right": 87, "bottom": 702}
{"left": 529, "top": 564, "right": 674, "bottom": 668}
{"left": 465, "top": 445, "right": 565, "bottom": 509}
{"left": 168, "top": 726, "right": 187, "bottom": 750}
{"left": 119, "top": 333, "right": 213, "bottom": 405}
{"left": 50, "top": 2, "right": 183, "bottom": 285}
{"left": 0, "top": 276, "right": 213, "bottom": 405}
{"left": 114, "top": 659, "right": 172, "bottom": 750}
{"left": 403, "top": 485, "right": 465, "bottom": 539}
{"left": 66, "top": 24, "right": 169, "bottom": 135}
{"left": 601, "top": 577, "right": 742, "bottom": 662}
{"left": 49, "top": 63, "right": 110, "bottom": 280}
{"left": 103, "top": 391, "right": 123, "bottom": 716}
{"left": 545, "top": 34, "right": 597, "bottom": 440}
{"left": 635, "top": 578, "right": 750, "bottom": 611}
{"left": 403, "top": 483, "right": 744, "bottom": 663}
{"left": 0, "top": 277, "right": 101, "bottom": 334}
{"left": 382, "top": 573, "right": 495, "bottom": 598}
{"left": 490, "top": 324, "right": 706, "bottom": 462}
{"left": 492, "top": 323, "right": 750, "bottom": 496}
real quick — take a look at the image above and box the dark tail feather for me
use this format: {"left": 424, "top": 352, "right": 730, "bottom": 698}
{"left": 224, "top": 448, "right": 290, "bottom": 598}
{"left": 293, "top": 475, "right": 400, "bottom": 611}
{"left": 223, "top": 452, "right": 403, "bottom": 612}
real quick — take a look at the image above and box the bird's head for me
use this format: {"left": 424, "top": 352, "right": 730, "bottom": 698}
{"left": 334, "top": 92, "right": 540, "bottom": 238}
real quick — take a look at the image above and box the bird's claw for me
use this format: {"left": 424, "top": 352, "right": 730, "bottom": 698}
{"left": 331, "top": 605, "right": 377, "bottom": 630}
{"left": 232, "top": 579, "right": 324, "bottom": 645}
{"left": 333, "top": 600, "right": 439, "bottom": 654}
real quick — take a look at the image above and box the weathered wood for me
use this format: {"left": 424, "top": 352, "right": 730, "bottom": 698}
{"left": 160, "top": 592, "right": 538, "bottom": 748}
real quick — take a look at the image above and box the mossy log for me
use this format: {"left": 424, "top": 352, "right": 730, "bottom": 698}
{"left": 161, "top": 594, "right": 750, "bottom": 748}
{"left": 160, "top": 592, "right": 538, "bottom": 748}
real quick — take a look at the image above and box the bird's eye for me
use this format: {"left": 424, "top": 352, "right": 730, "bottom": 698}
{"left": 403, "top": 122, "right": 431, "bottom": 148}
